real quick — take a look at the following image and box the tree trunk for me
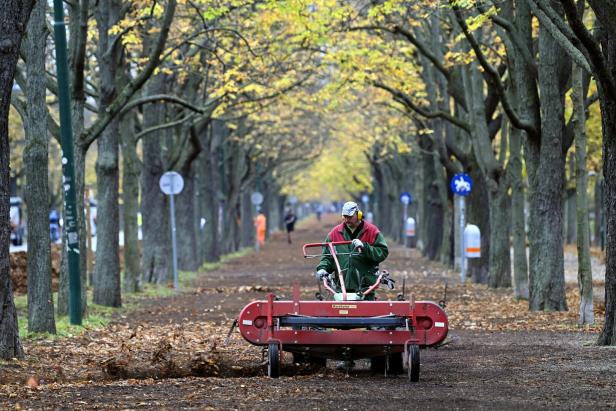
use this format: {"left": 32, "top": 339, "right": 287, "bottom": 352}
{"left": 23, "top": 0, "right": 55, "bottom": 333}
{"left": 0, "top": 0, "right": 34, "bottom": 359}
{"left": 177, "top": 167, "right": 199, "bottom": 271}
{"left": 201, "top": 125, "right": 220, "bottom": 262}
{"left": 528, "top": 18, "right": 568, "bottom": 311}
{"left": 506, "top": 0, "right": 533, "bottom": 299}
{"left": 572, "top": 63, "right": 593, "bottom": 325}
{"left": 141, "top": 75, "right": 170, "bottom": 284}
{"left": 488, "top": 184, "right": 512, "bottom": 287}
{"left": 510, "top": 126, "right": 529, "bottom": 299}
{"left": 93, "top": 0, "right": 122, "bottom": 307}
{"left": 240, "top": 188, "right": 254, "bottom": 248}
{"left": 466, "top": 164, "right": 490, "bottom": 284}
{"left": 565, "top": 187, "right": 577, "bottom": 244}
{"left": 120, "top": 111, "right": 141, "bottom": 292}
{"left": 596, "top": 23, "right": 616, "bottom": 344}
{"left": 594, "top": 178, "right": 603, "bottom": 247}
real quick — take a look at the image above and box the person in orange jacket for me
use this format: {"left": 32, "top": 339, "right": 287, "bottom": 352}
{"left": 255, "top": 209, "right": 267, "bottom": 246}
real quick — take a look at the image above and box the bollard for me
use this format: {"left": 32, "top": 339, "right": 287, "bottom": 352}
{"left": 464, "top": 224, "right": 481, "bottom": 258}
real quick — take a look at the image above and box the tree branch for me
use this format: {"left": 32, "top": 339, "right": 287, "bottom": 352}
{"left": 477, "top": 1, "right": 538, "bottom": 77}
{"left": 80, "top": 0, "right": 177, "bottom": 149}
{"left": 450, "top": 2, "right": 539, "bottom": 139}
{"left": 560, "top": 0, "right": 616, "bottom": 101}
{"left": 525, "top": 0, "right": 592, "bottom": 74}
{"left": 134, "top": 113, "right": 196, "bottom": 143}
{"left": 374, "top": 81, "right": 471, "bottom": 132}
{"left": 119, "top": 94, "right": 221, "bottom": 117}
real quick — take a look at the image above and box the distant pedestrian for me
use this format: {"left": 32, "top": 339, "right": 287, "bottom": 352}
{"left": 254, "top": 210, "right": 267, "bottom": 247}
{"left": 49, "top": 209, "right": 61, "bottom": 243}
{"left": 284, "top": 208, "right": 297, "bottom": 244}
{"left": 316, "top": 204, "right": 323, "bottom": 221}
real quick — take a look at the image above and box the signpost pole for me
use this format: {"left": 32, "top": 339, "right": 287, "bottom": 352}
{"left": 459, "top": 195, "right": 466, "bottom": 283}
{"left": 53, "top": 0, "right": 81, "bottom": 324}
{"left": 251, "top": 192, "right": 264, "bottom": 252}
{"left": 450, "top": 173, "right": 472, "bottom": 284}
{"left": 169, "top": 189, "right": 179, "bottom": 291}
{"left": 403, "top": 203, "right": 408, "bottom": 246}
{"left": 399, "top": 192, "right": 412, "bottom": 247}
{"left": 159, "top": 171, "right": 184, "bottom": 292}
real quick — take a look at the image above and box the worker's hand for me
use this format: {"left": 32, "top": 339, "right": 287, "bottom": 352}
{"left": 315, "top": 269, "right": 329, "bottom": 280}
{"left": 381, "top": 277, "right": 395, "bottom": 290}
{"left": 351, "top": 239, "right": 363, "bottom": 249}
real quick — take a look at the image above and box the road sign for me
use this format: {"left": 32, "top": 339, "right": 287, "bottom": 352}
{"left": 159, "top": 171, "right": 184, "bottom": 195}
{"left": 251, "top": 192, "right": 264, "bottom": 205}
{"left": 361, "top": 194, "right": 369, "bottom": 204}
{"left": 288, "top": 195, "right": 298, "bottom": 205}
{"left": 159, "top": 171, "right": 184, "bottom": 292}
{"left": 450, "top": 173, "right": 473, "bottom": 196}
{"left": 400, "top": 192, "right": 412, "bottom": 205}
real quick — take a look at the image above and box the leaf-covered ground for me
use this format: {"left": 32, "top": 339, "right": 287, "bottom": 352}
{"left": 2, "top": 214, "right": 615, "bottom": 410}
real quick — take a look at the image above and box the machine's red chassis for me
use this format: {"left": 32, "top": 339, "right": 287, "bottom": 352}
{"left": 238, "top": 293, "right": 448, "bottom": 348}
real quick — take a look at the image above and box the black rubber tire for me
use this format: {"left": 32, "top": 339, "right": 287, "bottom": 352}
{"left": 408, "top": 345, "right": 420, "bottom": 382}
{"left": 268, "top": 343, "right": 280, "bottom": 378}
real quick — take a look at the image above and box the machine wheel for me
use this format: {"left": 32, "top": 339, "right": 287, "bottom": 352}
{"left": 268, "top": 343, "right": 280, "bottom": 378}
{"left": 407, "top": 344, "right": 420, "bottom": 382}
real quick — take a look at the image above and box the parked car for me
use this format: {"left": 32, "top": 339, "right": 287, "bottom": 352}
{"left": 10, "top": 197, "right": 24, "bottom": 246}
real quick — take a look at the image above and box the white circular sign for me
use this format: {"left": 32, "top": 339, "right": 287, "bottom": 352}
{"left": 288, "top": 196, "right": 298, "bottom": 205}
{"left": 251, "top": 192, "right": 264, "bottom": 205}
{"left": 159, "top": 171, "right": 184, "bottom": 195}
{"left": 361, "top": 194, "right": 369, "bottom": 204}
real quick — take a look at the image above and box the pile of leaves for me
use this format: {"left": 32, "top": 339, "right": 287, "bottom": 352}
{"left": 0, "top": 320, "right": 265, "bottom": 388}
{"left": 9, "top": 245, "right": 62, "bottom": 294}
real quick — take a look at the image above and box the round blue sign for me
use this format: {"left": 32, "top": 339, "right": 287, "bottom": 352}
{"left": 400, "top": 192, "right": 412, "bottom": 205}
{"left": 450, "top": 173, "right": 473, "bottom": 196}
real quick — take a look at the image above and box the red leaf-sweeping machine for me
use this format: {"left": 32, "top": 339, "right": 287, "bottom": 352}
{"left": 236, "top": 241, "right": 448, "bottom": 381}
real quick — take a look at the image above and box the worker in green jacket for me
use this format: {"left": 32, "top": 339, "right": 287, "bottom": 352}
{"left": 315, "top": 201, "right": 390, "bottom": 300}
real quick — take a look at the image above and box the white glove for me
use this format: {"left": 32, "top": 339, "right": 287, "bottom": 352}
{"left": 315, "top": 269, "right": 329, "bottom": 280}
{"left": 381, "top": 277, "right": 395, "bottom": 290}
{"left": 352, "top": 239, "right": 363, "bottom": 249}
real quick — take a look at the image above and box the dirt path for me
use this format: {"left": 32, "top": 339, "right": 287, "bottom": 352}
{"left": 2, "top": 215, "right": 615, "bottom": 410}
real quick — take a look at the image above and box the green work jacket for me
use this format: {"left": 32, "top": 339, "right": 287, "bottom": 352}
{"left": 316, "top": 221, "right": 389, "bottom": 295}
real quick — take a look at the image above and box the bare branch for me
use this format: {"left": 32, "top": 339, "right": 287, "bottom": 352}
{"left": 526, "top": 0, "right": 592, "bottom": 73}
{"left": 81, "top": 0, "right": 178, "bottom": 149}
{"left": 450, "top": 2, "right": 539, "bottom": 139}
{"left": 119, "top": 93, "right": 221, "bottom": 117}
{"left": 374, "top": 81, "right": 471, "bottom": 132}
{"left": 559, "top": 0, "right": 616, "bottom": 101}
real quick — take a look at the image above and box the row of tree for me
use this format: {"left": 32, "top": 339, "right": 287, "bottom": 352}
{"left": 2, "top": 0, "right": 616, "bottom": 361}
{"left": 329, "top": 0, "right": 615, "bottom": 343}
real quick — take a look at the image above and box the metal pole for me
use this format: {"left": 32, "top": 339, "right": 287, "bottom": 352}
{"left": 169, "top": 191, "right": 179, "bottom": 291}
{"left": 459, "top": 196, "right": 466, "bottom": 283}
{"left": 403, "top": 203, "right": 408, "bottom": 246}
{"left": 53, "top": 0, "right": 82, "bottom": 324}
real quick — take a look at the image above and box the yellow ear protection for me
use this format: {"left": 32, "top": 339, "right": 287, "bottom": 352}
{"left": 357, "top": 210, "right": 363, "bottom": 221}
